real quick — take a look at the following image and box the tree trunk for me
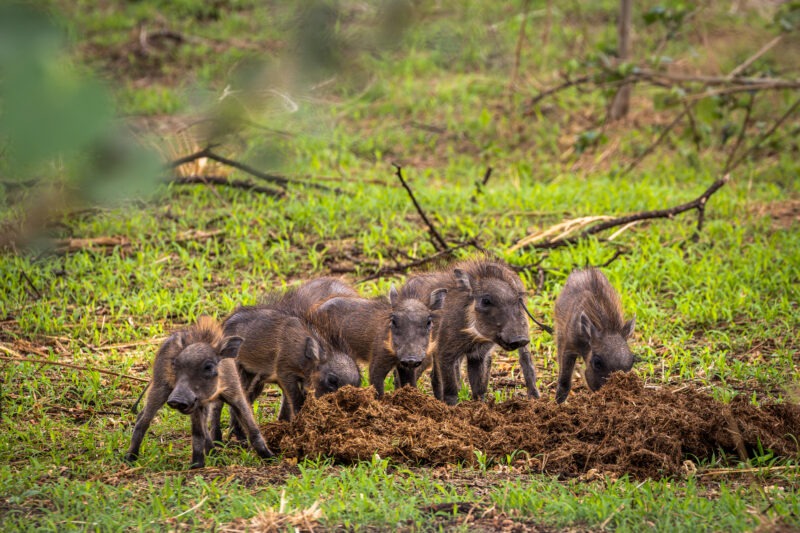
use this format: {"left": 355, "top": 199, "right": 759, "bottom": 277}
{"left": 608, "top": 0, "right": 633, "bottom": 121}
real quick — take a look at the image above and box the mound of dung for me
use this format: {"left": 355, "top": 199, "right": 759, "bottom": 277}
{"left": 262, "top": 374, "right": 800, "bottom": 478}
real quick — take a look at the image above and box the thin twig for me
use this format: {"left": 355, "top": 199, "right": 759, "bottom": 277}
{"left": 510, "top": 175, "right": 729, "bottom": 251}
{"left": 728, "top": 35, "right": 783, "bottom": 79}
{"left": 621, "top": 109, "right": 688, "bottom": 177}
{"left": 682, "top": 100, "right": 702, "bottom": 153}
{"left": 683, "top": 81, "right": 800, "bottom": 101}
{"left": 526, "top": 67, "right": 800, "bottom": 112}
{"left": 481, "top": 167, "right": 493, "bottom": 187}
{"left": 0, "top": 350, "right": 148, "bottom": 383}
{"left": 52, "top": 236, "right": 131, "bottom": 255}
{"left": 471, "top": 167, "right": 493, "bottom": 202}
{"left": 19, "top": 270, "right": 42, "bottom": 300}
{"left": 699, "top": 465, "right": 799, "bottom": 477}
{"left": 727, "top": 96, "right": 800, "bottom": 172}
{"left": 171, "top": 175, "right": 285, "bottom": 197}
{"left": 598, "top": 247, "right": 629, "bottom": 267}
{"left": 526, "top": 75, "right": 594, "bottom": 109}
{"left": 634, "top": 69, "right": 798, "bottom": 87}
{"left": 723, "top": 93, "right": 756, "bottom": 174}
{"left": 392, "top": 163, "right": 449, "bottom": 251}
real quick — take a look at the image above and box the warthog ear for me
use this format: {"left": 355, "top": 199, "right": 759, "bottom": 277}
{"left": 453, "top": 269, "right": 472, "bottom": 293}
{"left": 304, "top": 337, "right": 321, "bottom": 361}
{"left": 577, "top": 312, "right": 597, "bottom": 344}
{"left": 484, "top": 264, "right": 505, "bottom": 280}
{"left": 389, "top": 284, "right": 399, "bottom": 307}
{"left": 166, "top": 332, "right": 185, "bottom": 351}
{"left": 219, "top": 336, "right": 244, "bottom": 359}
{"left": 429, "top": 288, "right": 447, "bottom": 310}
{"left": 622, "top": 316, "right": 636, "bottom": 339}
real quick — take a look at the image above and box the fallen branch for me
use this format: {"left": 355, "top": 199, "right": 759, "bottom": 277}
{"left": 52, "top": 236, "right": 131, "bottom": 255}
{"left": 169, "top": 146, "right": 335, "bottom": 192}
{"left": 0, "top": 350, "right": 148, "bottom": 383}
{"left": 699, "top": 465, "right": 799, "bottom": 477}
{"left": 171, "top": 175, "right": 284, "bottom": 197}
{"left": 509, "top": 175, "right": 729, "bottom": 251}
{"left": 509, "top": 215, "right": 615, "bottom": 252}
{"left": 392, "top": 163, "right": 449, "bottom": 252}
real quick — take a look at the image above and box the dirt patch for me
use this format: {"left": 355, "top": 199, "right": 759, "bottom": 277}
{"left": 750, "top": 199, "right": 800, "bottom": 231}
{"left": 262, "top": 374, "right": 800, "bottom": 479}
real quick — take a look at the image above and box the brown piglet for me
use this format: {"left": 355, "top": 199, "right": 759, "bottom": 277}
{"left": 404, "top": 259, "right": 540, "bottom": 405}
{"left": 124, "top": 317, "right": 273, "bottom": 468}
{"left": 554, "top": 268, "right": 635, "bottom": 403}
{"left": 310, "top": 284, "right": 447, "bottom": 397}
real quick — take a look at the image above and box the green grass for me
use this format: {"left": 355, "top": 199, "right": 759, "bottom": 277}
{"left": 2, "top": 0, "right": 800, "bottom": 531}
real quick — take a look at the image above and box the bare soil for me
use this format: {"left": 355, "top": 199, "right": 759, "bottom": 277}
{"left": 262, "top": 373, "right": 800, "bottom": 479}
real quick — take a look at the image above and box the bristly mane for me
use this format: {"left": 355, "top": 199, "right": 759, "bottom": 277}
{"left": 571, "top": 268, "right": 625, "bottom": 332}
{"left": 397, "top": 280, "right": 429, "bottom": 301}
{"left": 451, "top": 258, "right": 525, "bottom": 292}
{"left": 182, "top": 315, "right": 225, "bottom": 347}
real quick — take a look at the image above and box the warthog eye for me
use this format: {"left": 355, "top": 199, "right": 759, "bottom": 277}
{"left": 390, "top": 316, "right": 397, "bottom": 328}
{"left": 426, "top": 316, "right": 433, "bottom": 329}
{"left": 203, "top": 361, "right": 217, "bottom": 377}
{"left": 479, "top": 296, "right": 492, "bottom": 307}
{"left": 591, "top": 357, "right": 604, "bottom": 371}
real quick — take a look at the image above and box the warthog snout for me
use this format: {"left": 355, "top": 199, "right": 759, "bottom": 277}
{"left": 399, "top": 357, "right": 424, "bottom": 369}
{"left": 501, "top": 336, "right": 530, "bottom": 351}
{"left": 167, "top": 394, "right": 196, "bottom": 414}
{"left": 324, "top": 374, "right": 340, "bottom": 389}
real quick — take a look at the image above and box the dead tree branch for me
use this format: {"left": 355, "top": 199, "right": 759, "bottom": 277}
{"left": 171, "top": 175, "right": 285, "bottom": 197}
{"left": 169, "top": 146, "right": 336, "bottom": 192}
{"left": 727, "top": 96, "right": 800, "bottom": 172}
{"left": 392, "top": 163, "right": 449, "bottom": 251}
{"left": 526, "top": 66, "right": 800, "bottom": 111}
{"left": 510, "top": 175, "right": 729, "bottom": 251}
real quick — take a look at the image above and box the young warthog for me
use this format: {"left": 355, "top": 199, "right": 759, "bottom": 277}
{"left": 404, "top": 259, "right": 539, "bottom": 405}
{"left": 124, "top": 317, "right": 273, "bottom": 468}
{"left": 221, "top": 306, "right": 360, "bottom": 423}
{"left": 554, "top": 268, "right": 635, "bottom": 403}
{"left": 310, "top": 284, "right": 447, "bottom": 396}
